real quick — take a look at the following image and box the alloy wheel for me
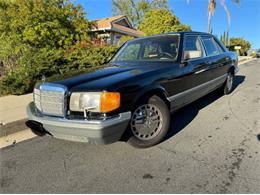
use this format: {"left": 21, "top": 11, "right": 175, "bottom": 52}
{"left": 130, "top": 104, "right": 163, "bottom": 140}
{"left": 226, "top": 73, "right": 234, "bottom": 92}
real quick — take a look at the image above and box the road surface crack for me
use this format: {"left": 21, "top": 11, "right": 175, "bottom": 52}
{"left": 216, "top": 136, "right": 250, "bottom": 193}
{"left": 63, "top": 159, "right": 67, "bottom": 174}
{"left": 227, "top": 89, "right": 251, "bottom": 131}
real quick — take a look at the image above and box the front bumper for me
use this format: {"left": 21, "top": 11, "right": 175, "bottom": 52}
{"left": 26, "top": 102, "right": 131, "bottom": 144}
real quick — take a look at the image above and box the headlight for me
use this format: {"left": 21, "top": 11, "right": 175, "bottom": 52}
{"left": 70, "top": 92, "right": 120, "bottom": 113}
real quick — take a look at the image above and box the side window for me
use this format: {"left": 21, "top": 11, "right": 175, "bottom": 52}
{"left": 201, "top": 36, "right": 219, "bottom": 56}
{"left": 183, "top": 35, "right": 204, "bottom": 60}
{"left": 143, "top": 43, "right": 160, "bottom": 59}
{"left": 214, "top": 38, "right": 225, "bottom": 53}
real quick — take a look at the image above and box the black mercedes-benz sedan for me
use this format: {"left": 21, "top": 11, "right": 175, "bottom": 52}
{"left": 26, "top": 31, "right": 238, "bottom": 148}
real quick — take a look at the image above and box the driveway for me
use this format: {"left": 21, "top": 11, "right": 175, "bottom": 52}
{"left": 0, "top": 59, "right": 259, "bottom": 193}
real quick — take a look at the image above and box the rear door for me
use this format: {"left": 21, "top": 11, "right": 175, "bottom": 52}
{"left": 200, "top": 35, "right": 229, "bottom": 81}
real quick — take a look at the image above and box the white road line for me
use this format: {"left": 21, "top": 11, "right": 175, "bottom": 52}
{"left": 0, "top": 129, "right": 36, "bottom": 149}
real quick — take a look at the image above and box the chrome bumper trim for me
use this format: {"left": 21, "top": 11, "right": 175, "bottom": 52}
{"left": 26, "top": 102, "right": 131, "bottom": 144}
{"left": 27, "top": 102, "right": 131, "bottom": 130}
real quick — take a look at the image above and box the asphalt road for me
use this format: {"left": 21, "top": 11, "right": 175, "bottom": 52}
{"left": 1, "top": 59, "right": 260, "bottom": 193}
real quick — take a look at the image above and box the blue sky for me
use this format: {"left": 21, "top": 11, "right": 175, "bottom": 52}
{"left": 73, "top": 0, "right": 260, "bottom": 48}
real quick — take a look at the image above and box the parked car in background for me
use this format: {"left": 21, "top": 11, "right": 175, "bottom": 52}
{"left": 26, "top": 31, "right": 238, "bottom": 148}
{"left": 256, "top": 49, "right": 260, "bottom": 58}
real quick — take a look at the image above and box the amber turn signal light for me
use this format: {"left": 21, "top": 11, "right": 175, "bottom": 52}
{"left": 100, "top": 92, "right": 120, "bottom": 113}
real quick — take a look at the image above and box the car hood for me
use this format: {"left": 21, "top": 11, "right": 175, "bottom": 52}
{"left": 52, "top": 62, "right": 176, "bottom": 92}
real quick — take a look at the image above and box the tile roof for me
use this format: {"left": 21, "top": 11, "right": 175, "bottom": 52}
{"left": 92, "top": 15, "right": 143, "bottom": 37}
{"left": 112, "top": 23, "right": 143, "bottom": 37}
{"left": 93, "top": 15, "right": 125, "bottom": 29}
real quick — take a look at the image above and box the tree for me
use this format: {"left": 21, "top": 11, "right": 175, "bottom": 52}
{"left": 112, "top": 0, "right": 169, "bottom": 28}
{"left": 229, "top": 37, "right": 251, "bottom": 56}
{"left": 0, "top": 0, "right": 95, "bottom": 95}
{"left": 139, "top": 9, "right": 191, "bottom": 36}
{"left": 0, "top": 0, "right": 91, "bottom": 73}
{"left": 119, "top": 35, "right": 134, "bottom": 45}
{"left": 207, "top": 0, "right": 216, "bottom": 33}
{"left": 220, "top": 31, "right": 230, "bottom": 46}
{"left": 207, "top": 0, "right": 240, "bottom": 33}
{"left": 0, "top": 0, "right": 90, "bottom": 49}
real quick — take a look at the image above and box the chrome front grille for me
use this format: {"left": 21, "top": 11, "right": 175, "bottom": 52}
{"left": 33, "top": 83, "right": 68, "bottom": 117}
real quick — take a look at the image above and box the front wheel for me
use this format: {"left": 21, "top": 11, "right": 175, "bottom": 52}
{"left": 127, "top": 95, "right": 170, "bottom": 148}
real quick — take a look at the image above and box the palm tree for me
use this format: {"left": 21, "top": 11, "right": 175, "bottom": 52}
{"left": 186, "top": 0, "right": 240, "bottom": 33}
{"left": 207, "top": 0, "right": 240, "bottom": 33}
{"left": 208, "top": 0, "right": 216, "bottom": 33}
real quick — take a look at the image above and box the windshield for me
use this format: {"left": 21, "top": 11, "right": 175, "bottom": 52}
{"left": 111, "top": 35, "right": 180, "bottom": 63}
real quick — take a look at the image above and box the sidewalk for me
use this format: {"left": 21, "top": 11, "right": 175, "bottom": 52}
{"left": 0, "top": 94, "right": 32, "bottom": 137}
{"left": 0, "top": 94, "right": 32, "bottom": 125}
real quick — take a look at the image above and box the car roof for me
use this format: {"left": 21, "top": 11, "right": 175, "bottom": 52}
{"left": 129, "top": 31, "right": 213, "bottom": 42}
{"left": 166, "top": 31, "right": 212, "bottom": 36}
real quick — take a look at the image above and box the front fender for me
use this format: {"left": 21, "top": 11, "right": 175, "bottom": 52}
{"left": 131, "top": 85, "right": 170, "bottom": 108}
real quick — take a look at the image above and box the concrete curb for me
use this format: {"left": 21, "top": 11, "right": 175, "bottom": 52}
{"left": 0, "top": 57, "right": 256, "bottom": 138}
{"left": 238, "top": 58, "right": 256, "bottom": 65}
{"left": 0, "top": 118, "right": 28, "bottom": 137}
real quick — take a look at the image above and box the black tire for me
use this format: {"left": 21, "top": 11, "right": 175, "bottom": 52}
{"left": 221, "top": 71, "right": 234, "bottom": 95}
{"left": 127, "top": 95, "right": 170, "bottom": 148}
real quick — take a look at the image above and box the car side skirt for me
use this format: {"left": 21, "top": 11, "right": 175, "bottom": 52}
{"left": 168, "top": 74, "right": 227, "bottom": 111}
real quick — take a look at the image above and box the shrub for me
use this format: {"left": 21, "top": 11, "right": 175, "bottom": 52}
{"left": 229, "top": 37, "right": 251, "bottom": 56}
{"left": 0, "top": 0, "right": 94, "bottom": 95}
{"left": 0, "top": 0, "right": 119, "bottom": 95}
{"left": 0, "top": 47, "right": 65, "bottom": 95}
{"left": 0, "top": 45, "right": 118, "bottom": 95}
{"left": 250, "top": 52, "right": 257, "bottom": 58}
{"left": 65, "top": 45, "right": 118, "bottom": 70}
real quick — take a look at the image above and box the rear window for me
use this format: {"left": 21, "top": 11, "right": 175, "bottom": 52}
{"left": 201, "top": 36, "right": 219, "bottom": 56}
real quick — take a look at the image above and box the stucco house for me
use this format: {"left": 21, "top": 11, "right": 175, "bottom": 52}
{"left": 91, "top": 15, "right": 143, "bottom": 45}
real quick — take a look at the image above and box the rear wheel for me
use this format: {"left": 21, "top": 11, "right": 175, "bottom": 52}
{"left": 223, "top": 71, "right": 234, "bottom": 95}
{"left": 127, "top": 95, "right": 170, "bottom": 148}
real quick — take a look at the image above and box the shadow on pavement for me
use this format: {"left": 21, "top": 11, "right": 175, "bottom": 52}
{"left": 164, "top": 75, "right": 245, "bottom": 142}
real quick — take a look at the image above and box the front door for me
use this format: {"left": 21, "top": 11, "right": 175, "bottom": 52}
{"left": 170, "top": 34, "right": 210, "bottom": 110}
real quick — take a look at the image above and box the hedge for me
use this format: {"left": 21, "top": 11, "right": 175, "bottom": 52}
{"left": 0, "top": 45, "right": 118, "bottom": 95}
